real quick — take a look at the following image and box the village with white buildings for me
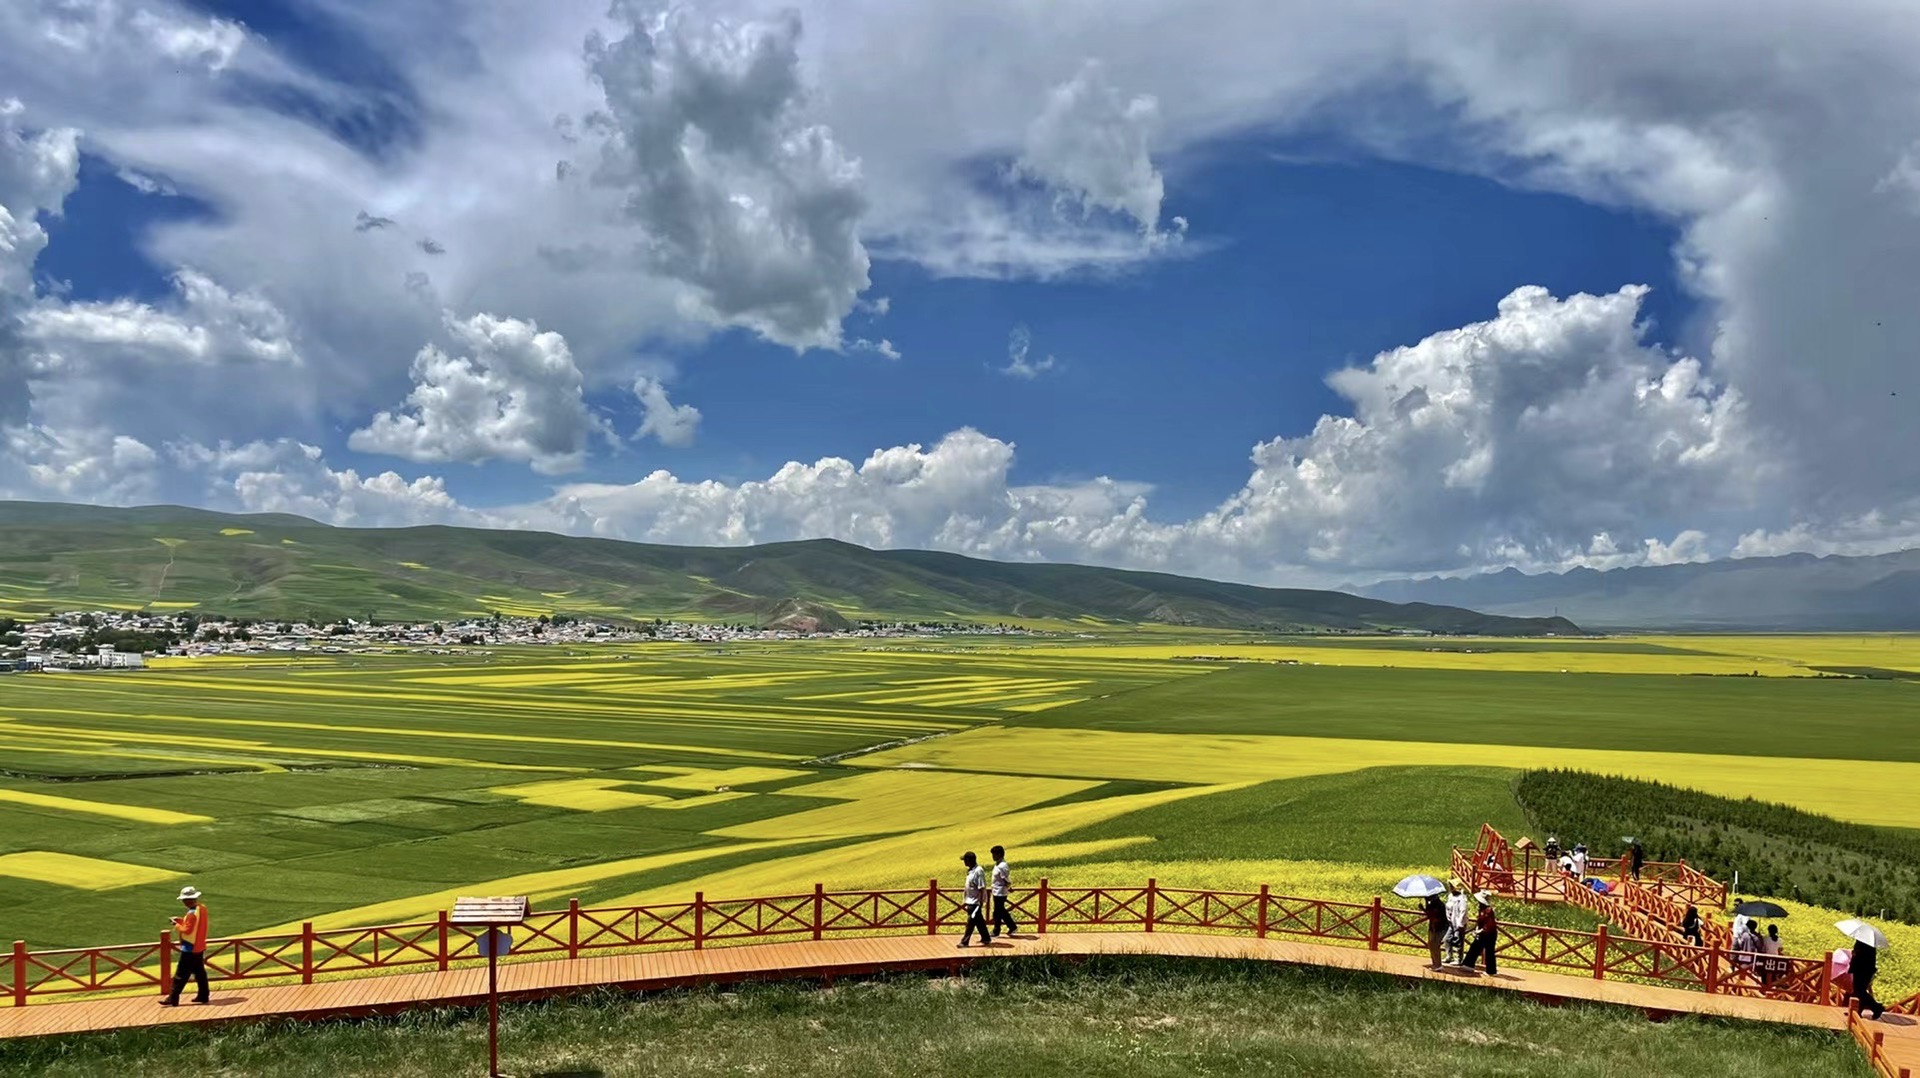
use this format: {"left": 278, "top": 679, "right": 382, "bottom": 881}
{"left": 0, "top": 609, "right": 1040, "bottom": 673}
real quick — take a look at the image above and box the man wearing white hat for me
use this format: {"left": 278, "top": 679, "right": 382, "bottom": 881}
{"left": 1462, "top": 891, "right": 1500, "bottom": 975}
{"left": 162, "top": 885, "right": 210, "bottom": 1006}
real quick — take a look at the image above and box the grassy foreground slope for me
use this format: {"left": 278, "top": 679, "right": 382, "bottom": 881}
{"left": 0, "top": 500, "right": 1574, "bottom": 633}
{"left": 0, "top": 958, "right": 1864, "bottom": 1078}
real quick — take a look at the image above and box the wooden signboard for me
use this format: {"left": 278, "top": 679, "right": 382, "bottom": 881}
{"left": 453, "top": 896, "right": 529, "bottom": 1076}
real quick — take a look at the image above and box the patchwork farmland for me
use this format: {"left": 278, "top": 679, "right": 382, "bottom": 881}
{"left": 3, "top": 633, "right": 1920, "bottom": 992}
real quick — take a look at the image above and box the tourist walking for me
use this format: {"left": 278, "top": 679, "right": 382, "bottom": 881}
{"left": 1423, "top": 890, "right": 1447, "bottom": 969}
{"left": 1462, "top": 891, "right": 1499, "bottom": 975}
{"left": 957, "top": 851, "right": 991, "bottom": 947}
{"left": 1853, "top": 937, "right": 1886, "bottom": 1019}
{"left": 162, "top": 885, "right": 210, "bottom": 1006}
{"left": 1629, "top": 840, "right": 1646, "bottom": 881}
{"left": 1444, "top": 879, "right": 1470, "bottom": 965}
{"left": 1680, "top": 905, "right": 1704, "bottom": 947}
{"left": 1760, "top": 923, "right": 1783, "bottom": 985}
{"left": 989, "top": 845, "right": 1017, "bottom": 938}
{"left": 1570, "top": 844, "right": 1588, "bottom": 879}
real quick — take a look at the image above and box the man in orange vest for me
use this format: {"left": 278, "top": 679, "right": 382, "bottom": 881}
{"left": 162, "top": 885, "right": 210, "bottom": 1006}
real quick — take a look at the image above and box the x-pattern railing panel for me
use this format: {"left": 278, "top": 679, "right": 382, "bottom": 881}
{"left": 1155, "top": 889, "right": 1260, "bottom": 931}
{"left": 206, "top": 935, "right": 304, "bottom": 980}
{"left": 703, "top": 895, "right": 813, "bottom": 941}
{"left": 1264, "top": 898, "right": 1369, "bottom": 941}
{"left": 820, "top": 890, "right": 924, "bottom": 932}
{"left": 1044, "top": 888, "right": 1147, "bottom": 927}
{"left": 22, "top": 944, "right": 164, "bottom": 995}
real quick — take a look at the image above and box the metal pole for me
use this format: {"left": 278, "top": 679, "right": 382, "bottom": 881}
{"left": 487, "top": 931, "right": 500, "bottom": 1078}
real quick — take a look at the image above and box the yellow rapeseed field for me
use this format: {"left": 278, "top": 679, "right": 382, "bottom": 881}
{"left": 0, "top": 851, "right": 185, "bottom": 890}
{"left": 0, "top": 788, "right": 211, "bottom": 825}
{"left": 629, "top": 766, "right": 810, "bottom": 790}
{"left": 1020, "top": 643, "right": 1808, "bottom": 676}
{"left": 609, "top": 783, "right": 1244, "bottom": 907}
{"left": 858, "top": 727, "right": 1920, "bottom": 829}
{"left": 713, "top": 770, "right": 1101, "bottom": 841}
{"left": 489, "top": 778, "right": 672, "bottom": 812}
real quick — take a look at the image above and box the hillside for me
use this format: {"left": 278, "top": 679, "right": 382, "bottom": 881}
{"left": 0, "top": 501, "right": 1574, "bottom": 634}
{"left": 1358, "top": 548, "right": 1920, "bottom": 630}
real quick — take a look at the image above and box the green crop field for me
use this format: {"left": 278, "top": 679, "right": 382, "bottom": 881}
{"left": 4, "top": 632, "right": 1920, "bottom": 993}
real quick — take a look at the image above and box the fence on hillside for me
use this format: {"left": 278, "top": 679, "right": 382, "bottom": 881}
{"left": 3, "top": 874, "right": 1842, "bottom": 1009}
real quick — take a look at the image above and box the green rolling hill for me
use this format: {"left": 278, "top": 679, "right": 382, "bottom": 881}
{"left": 0, "top": 501, "right": 1577, "bottom": 634}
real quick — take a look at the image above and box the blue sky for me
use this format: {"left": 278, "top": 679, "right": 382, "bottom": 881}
{"left": 4, "top": 1, "right": 1917, "bottom": 585}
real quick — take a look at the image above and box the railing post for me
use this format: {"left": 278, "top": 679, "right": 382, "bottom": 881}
{"left": 694, "top": 893, "right": 706, "bottom": 950}
{"left": 1368, "top": 897, "right": 1382, "bottom": 951}
{"left": 1145, "top": 879, "right": 1157, "bottom": 933}
{"left": 1593, "top": 924, "right": 1608, "bottom": 980}
{"left": 1037, "top": 878, "right": 1050, "bottom": 934}
{"left": 1818, "top": 950, "right": 1833, "bottom": 1004}
{"left": 301, "top": 922, "right": 314, "bottom": 985}
{"left": 158, "top": 931, "right": 172, "bottom": 997}
{"left": 1256, "top": 885, "right": 1271, "bottom": 940}
{"left": 1706, "top": 947, "right": 1720, "bottom": 994}
{"left": 11, "top": 941, "right": 26, "bottom": 1007}
{"left": 436, "top": 910, "right": 449, "bottom": 971}
{"left": 568, "top": 899, "right": 581, "bottom": 959}
{"left": 813, "top": 883, "right": 825, "bottom": 941}
{"left": 926, "top": 879, "right": 939, "bottom": 935}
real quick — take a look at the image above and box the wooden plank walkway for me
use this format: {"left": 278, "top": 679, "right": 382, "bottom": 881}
{"left": 6, "top": 928, "right": 1919, "bottom": 1060}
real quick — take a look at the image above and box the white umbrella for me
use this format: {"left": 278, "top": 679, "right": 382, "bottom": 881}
{"left": 1393, "top": 874, "right": 1447, "bottom": 898}
{"left": 1836, "top": 919, "right": 1890, "bottom": 950}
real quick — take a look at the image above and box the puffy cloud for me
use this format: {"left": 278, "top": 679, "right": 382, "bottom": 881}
{"left": 22, "top": 268, "right": 300, "bottom": 367}
{"left": 174, "top": 439, "right": 473, "bottom": 528}
{"left": 127, "top": 7, "right": 245, "bottom": 73}
{"left": 850, "top": 337, "right": 900, "bottom": 360}
{"left": 349, "top": 313, "right": 605, "bottom": 474}
{"left": 999, "top": 324, "right": 1057, "bottom": 380}
{"left": 0, "top": 424, "right": 159, "bottom": 503}
{"left": 15, "top": 1, "right": 243, "bottom": 73}
{"left": 1016, "top": 61, "right": 1168, "bottom": 235}
{"left": 0, "top": 98, "right": 80, "bottom": 425}
{"left": 1180, "top": 285, "right": 1755, "bottom": 575}
{"left": 632, "top": 376, "right": 700, "bottom": 448}
{"left": 576, "top": 1, "right": 870, "bottom": 349}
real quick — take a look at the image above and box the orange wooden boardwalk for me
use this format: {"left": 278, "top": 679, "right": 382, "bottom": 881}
{"left": 6, "top": 927, "right": 1919, "bottom": 1068}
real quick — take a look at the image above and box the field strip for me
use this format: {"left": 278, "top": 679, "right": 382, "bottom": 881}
{"left": 0, "top": 851, "right": 185, "bottom": 890}
{"left": 0, "top": 788, "right": 211, "bottom": 825}
{"left": 856, "top": 726, "right": 1920, "bottom": 828}
{"left": 0, "top": 731, "right": 287, "bottom": 772}
{"left": 41, "top": 675, "right": 965, "bottom": 731}
{"left": 489, "top": 778, "right": 672, "bottom": 811}
{"left": 1003, "top": 698, "right": 1086, "bottom": 713}
{"left": 0, "top": 706, "right": 806, "bottom": 761}
{"left": 607, "top": 782, "right": 1244, "bottom": 907}
{"left": 627, "top": 766, "right": 811, "bottom": 789}
{"left": 0, "top": 718, "right": 582, "bottom": 772}
{"left": 251, "top": 838, "right": 823, "bottom": 933}
{"left": 711, "top": 771, "right": 1103, "bottom": 841}
{"left": 1011, "top": 643, "right": 1820, "bottom": 676}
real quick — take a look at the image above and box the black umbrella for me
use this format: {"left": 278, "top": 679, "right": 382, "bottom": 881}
{"left": 1734, "top": 900, "right": 1789, "bottom": 919}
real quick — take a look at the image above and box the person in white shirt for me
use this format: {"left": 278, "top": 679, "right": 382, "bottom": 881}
{"left": 958, "top": 851, "right": 991, "bottom": 947}
{"left": 1570, "top": 845, "right": 1589, "bottom": 879}
{"left": 1444, "top": 879, "right": 1470, "bottom": 965}
{"left": 989, "top": 845, "right": 1017, "bottom": 938}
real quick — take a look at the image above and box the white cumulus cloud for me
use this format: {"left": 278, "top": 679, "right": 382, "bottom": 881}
{"left": 350, "top": 313, "right": 605, "bottom": 475}
{"left": 632, "top": 376, "right": 700, "bottom": 448}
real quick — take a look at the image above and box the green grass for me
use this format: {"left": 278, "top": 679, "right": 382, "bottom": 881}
{"left": 0, "top": 957, "right": 1864, "bottom": 1077}
{"left": 1043, "top": 766, "right": 1530, "bottom": 866}
{"left": 1014, "top": 662, "right": 1920, "bottom": 762}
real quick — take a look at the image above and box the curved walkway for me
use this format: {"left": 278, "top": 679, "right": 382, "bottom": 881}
{"left": 3, "top": 928, "right": 1913, "bottom": 1051}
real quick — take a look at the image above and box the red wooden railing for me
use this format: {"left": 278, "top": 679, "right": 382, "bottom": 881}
{"left": 0, "top": 875, "right": 1850, "bottom": 1010}
{"left": 1852, "top": 1004, "right": 1915, "bottom": 1078}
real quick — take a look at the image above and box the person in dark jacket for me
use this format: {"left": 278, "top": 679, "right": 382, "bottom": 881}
{"left": 1462, "top": 891, "right": 1499, "bottom": 975}
{"left": 1853, "top": 939, "right": 1886, "bottom": 1020}
{"left": 1628, "top": 841, "right": 1645, "bottom": 881}
{"left": 1679, "top": 906, "right": 1704, "bottom": 947}
{"left": 1422, "top": 892, "right": 1447, "bottom": 969}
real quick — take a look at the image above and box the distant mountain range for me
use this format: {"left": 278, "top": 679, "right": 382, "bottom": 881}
{"left": 1357, "top": 549, "right": 1920, "bottom": 630}
{"left": 0, "top": 500, "right": 1575, "bottom": 635}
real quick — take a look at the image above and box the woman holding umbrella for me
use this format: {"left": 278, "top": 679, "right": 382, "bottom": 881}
{"left": 1839, "top": 919, "right": 1888, "bottom": 1019}
{"left": 1395, "top": 875, "right": 1448, "bottom": 969}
